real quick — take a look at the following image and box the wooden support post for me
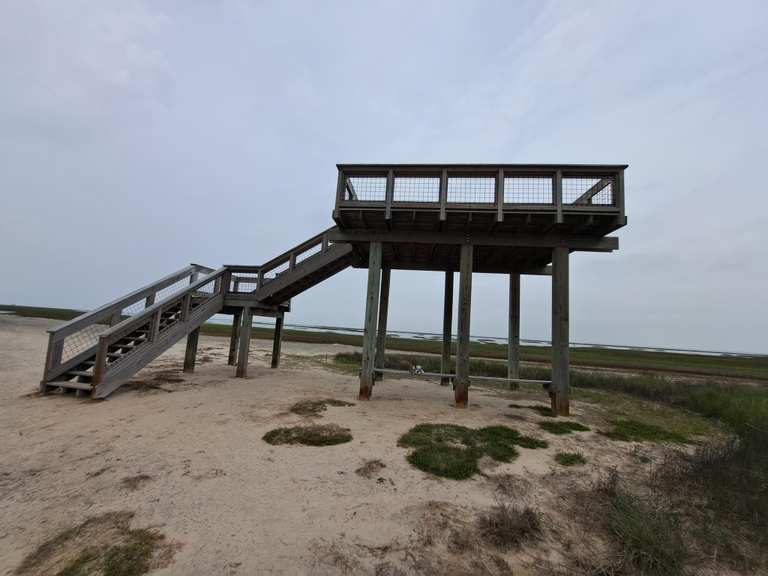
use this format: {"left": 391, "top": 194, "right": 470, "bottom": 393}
{"left": 551, "top": 247, "right": 570, "bottom": 416}
{"left": 236, "top": 307, "right": 253, "bottom": 378}
{"left": 271, "top": 314, "right": 284, "bottom": 369}
{"left": 455, "top": 244, "right": 473, "bottom": 407}
{"left": 441, "top": 271, "right": 454, "bottom": 386}
{"left": 228, "top": 309, "right": 242, "bottom": 366}
{"left": 374, "top": 268, "right": 391, "bottom": 379}
{"left": 183, "top": 328, "right": 200, "bottom": 373}
{"left": 359, "top": 241, "right": 382, "bottom": 400}
{"left": 508, "top": 273, "right": 520, "bottom": 385}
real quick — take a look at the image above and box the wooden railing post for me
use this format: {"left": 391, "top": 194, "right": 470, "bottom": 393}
{"left": 42, "top": 334, "right": 64, "bottom": 385}
{"left": 333, "top": 167, "right": 345, "bottom": 220}
{"left": 554, "top": 169, "right": 563, "bottom": 224}
{"left": 221, "top": 270, "right": 232, "bottom": 295}
{"left": 150, "top": 310, "right": 162, "bottom": 342}
{"left": 495, "top": 168, "right": 504, "bottom": 222}
{"left": 289, "top": 252, "right": 297, "bottom": 271}
{"left": 616, "top": 168, "right": 625, "bottom": 217}
{"left": 385, "top": 169, "right": 394, "bottom": 221}
{"left": 181, "top": 294, "right": 192, "bottom": 322}
{"left": 439, "top": 169, "right": 448, "bottom": 221}
{"left": 92, "top": 337, "right": 109, "bottom": 387}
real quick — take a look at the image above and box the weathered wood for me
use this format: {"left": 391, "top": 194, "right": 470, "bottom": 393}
{"left": 228, "top": 309, "right": 242, "bottom": 366}
{"left": 374, "top": 268, "right": 391, "bottom": 379}
{"left": 495, "top": 168, "right": 504, "bottom": 222}
{"left": 47, "top": 264, "right": 199, "bottom": 340}
{"left": 554, "top": 169, "right": 563, "bottom": 224}
{"left": 551, "top": 247, "right": 570, "bottom": 416}
{"left": 92, "top": 294, "right": 223, "bottom": 398}
{"left": 573, "top": 178, "right": 611, "bottom": 204}
{"left": 439, "top": 169, "right": 448, "bottom": 221}
{"left": 455, "top": 244, "right": 473, "bottom": 407}
{"left": 271, "top": 314, "right": 284, "bottom": 369}
{"left": 236, "top": 307, "right": 253, "bottom": 378}
{"left": 508, "top": 273, "right": 520, "bottom": 382}
{"left": 441, "top": 271, "right": 453, "bottom": 386}
{"left": 250, "top": 243, "right": 355, "bottom": 304}
{"left": 327, "top": 229, "right": 619, "bottom": 252}
{"left": 384, "top": 170, "right": 394, "bottom": 221}
{"left": 183, "top": 328, "right": 200, "bottom": 373}
{"left": 359, "top": 241, "right": 382, "bottom": 400}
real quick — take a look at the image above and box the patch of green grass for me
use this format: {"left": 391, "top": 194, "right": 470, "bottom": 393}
{"left": 555, "top": 452, "right": 587, "bottom": 466}
{"left": 407, "top": 445, "right": 479, "bottom": 480}
{"left": 263, "top": 424, "right": 352, "bottom": 446}
{"left": 509, "top": 403, "right": 553, "bottom": 417}
{"left": 603, "top": 419, "right": 688, "bottom": 443}
{"left": 398, "top": 423, "right": 547, "bottom": 480}
{"left": 538, "top": 420, "right": 590, "bottom": 435}
{"left": 100, "top": 529, "right": 162, "bottom": 576}
{"left": 289, "top": 398, "right": 354, "bottom": 417}
{"left": 575, "top": 388, "right": 714, "bottom": 442}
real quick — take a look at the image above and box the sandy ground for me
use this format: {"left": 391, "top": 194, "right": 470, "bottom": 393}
{"left": 0, "top": 315, "right": 655, "bottom": 575}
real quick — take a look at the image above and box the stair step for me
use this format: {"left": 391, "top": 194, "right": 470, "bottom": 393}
{"left": 48, "top": 381, "right": 92, "bottom": 392}
{"left": 67, "top": 370, "right": 93, "bottom": 379}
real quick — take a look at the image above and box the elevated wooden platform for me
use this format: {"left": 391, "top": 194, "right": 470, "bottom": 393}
{"left": 332, "top": 163, "right": 625, "bottom": 272}
{"left": 42, "top": 162, "right": 628, "bottom": 417}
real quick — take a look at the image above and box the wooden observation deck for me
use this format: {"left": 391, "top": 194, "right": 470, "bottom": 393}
{"left": 41, "top": 163, "right": 627, "bottom": 416}
{"left": 332, "top": 163, "right": 627, "bottom": 414}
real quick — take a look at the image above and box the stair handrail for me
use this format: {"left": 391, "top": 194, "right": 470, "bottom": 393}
{"left": 43, "top": 263, "right": 213, "bottom": 383}
{"left": 91, "top": 267, "right": 228, "bottom": 386}
{"left": 225, "top": 226, "right": 338, "bottom": 289}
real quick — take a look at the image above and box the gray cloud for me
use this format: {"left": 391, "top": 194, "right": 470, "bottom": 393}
{"left": 1, "top": 0, "right": 767, "bottom": 353}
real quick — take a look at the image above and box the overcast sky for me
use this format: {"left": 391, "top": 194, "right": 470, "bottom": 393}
{"left": 1, "top": 1, "right": 767, "bottom": 353}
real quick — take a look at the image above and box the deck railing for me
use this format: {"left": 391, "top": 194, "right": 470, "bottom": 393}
{"left": 225, "top": 227, "right": 336, "bottom": 294}
{"left": 333, "top": 163, "right": 626, "bottom": 220}
{"left": 91, "top": 268, "right": 227, "bottom": 389}
{"left": 43, "top": 264, "right": 214, "bottom": 383}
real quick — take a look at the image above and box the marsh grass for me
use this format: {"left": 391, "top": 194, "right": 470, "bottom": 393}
{"left": 477, "top": 502, "right": 542, "bottom": 550}
{"left": 603, "top": 419, "right": 688, "bottom": 443}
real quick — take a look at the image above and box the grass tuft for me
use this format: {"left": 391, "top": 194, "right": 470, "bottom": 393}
{"left": 597, "top": 471, "right": 686, "bottom": 576}
{"left": 603, "top": 419, "right": 688, "bottom": 443}
{"left": 14, "top": 511, "right": 171, "bottom": 576}
{"left": 289, "top": 398, "right": 354, "bottom": 417}
{"left": 555, "top": 451, "right": 587, "bottom": 466}
{"left": 477, "top": 502, "right": 542, "bottom": 550}
{"left": 398, "top": 423, "right": 546, "bottom": 479}
{"left": 538, "top": 420, "right": 590, "bottom": 435}
{"left": 263, "top": 424, "right": 352, "bottom": 446}
{"left": 509, "top": 403, "right": 554, "bottom": 417}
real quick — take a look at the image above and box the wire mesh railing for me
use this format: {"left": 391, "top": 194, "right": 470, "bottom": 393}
{"left": 226, "top": 227, "right": 335, "bottom": 295}
{"left": 93, "top": 269, "right": 226, "bottom": 379}
{"left": 335, "top": 165, "right": 625, "bottom": 212}
{"left": 43, "top": 264, "right": 213, "bottom": 382}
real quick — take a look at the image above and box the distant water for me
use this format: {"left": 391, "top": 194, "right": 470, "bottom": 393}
{"left": 205, "top": 315, "right": 764, "bottom": 359}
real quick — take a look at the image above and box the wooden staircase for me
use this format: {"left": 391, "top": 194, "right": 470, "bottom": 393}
{"left": 41, "top": 227, "right": 355, "bottom": 398}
